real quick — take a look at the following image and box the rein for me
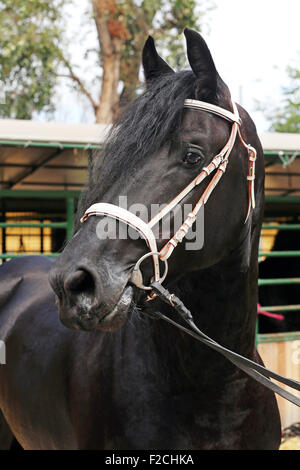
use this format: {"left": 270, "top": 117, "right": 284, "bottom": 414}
{"left": 149, "top": 282, "right": 300, "bottom": 408}
{"left": 81, "top": 97, "right": 300, "bottom": 407}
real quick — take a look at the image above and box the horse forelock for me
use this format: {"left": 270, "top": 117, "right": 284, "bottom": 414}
{"left": 75, "top": 70, "right": 233, "bottom": 229}
{"left": 96, "top": 71, "right": 196, "bottom": 173}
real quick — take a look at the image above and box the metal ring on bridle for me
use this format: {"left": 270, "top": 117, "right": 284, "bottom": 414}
{"left": 131, "top": 252, "right": 168, "bottom": 290}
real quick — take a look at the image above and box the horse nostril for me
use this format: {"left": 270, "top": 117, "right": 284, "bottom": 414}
{"left": 64, "top": 269, "right": 95, "bottom": 296}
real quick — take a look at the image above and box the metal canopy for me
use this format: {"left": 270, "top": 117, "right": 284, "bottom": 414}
{"left": 0, "top": 119, "right": 108, "bottom": 191}
{"left": 0, "top": 146, "right": 89, "bottom": 190}
{"left": 0, "top": 118, "right": 108, "bottom": 145}
{"left": 0, "top": 119, "right": 300, "bottom": 195}
{"left": 260, "top": 132, "right": 300, "bottom": 152}
{"left": 260, "top": 133, "right": 300, "bottom": 198}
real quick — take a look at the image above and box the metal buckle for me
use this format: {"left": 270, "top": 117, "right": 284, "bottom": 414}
{"left": 130, "top": 252, "right": 168, "bottom": 291}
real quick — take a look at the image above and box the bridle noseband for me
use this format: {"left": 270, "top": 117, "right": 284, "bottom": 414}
{"left": 81, "top": 98, "right": 257, "bottom": 291}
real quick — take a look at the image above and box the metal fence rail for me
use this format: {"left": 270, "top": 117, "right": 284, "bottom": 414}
{"left": 262, "top": 224, "right": 300, "bottom": 230}
{"left": 0, "top": 190, "right": 77, "bottom": 260}
{"left": 0, "top": 222, "right": 67, "bottom": 229}
{"left": 259, "top": 305, "right": 300, "bottom": 312}
{"left": 258, "top": 278, "right": 300, "bottom": 286}
{"left": 0, "top": 253, "right": 59, "bottom": 259}
{"left": 259, "top": 222, "right": 300, "bottom": 286}
{"left": 259, "top": 251, "right": 300, "bottom": 257}
{"left": 257, "top": 221, "right": 300, "bottom": 344}
{"left": 0, "top": 192, "right": 299, "bottom": 310}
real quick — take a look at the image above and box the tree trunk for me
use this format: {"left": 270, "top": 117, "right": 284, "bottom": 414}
{"left": 119, "top": 6, "right": 158, "bottom": 114}
{"left": 119, "top": 55, "right": 141, "bottom": 115}
{"left": 93, "top": 0, "right": 124, "bottom": 124}
{"left": 96, "top": 47, "right": 121, "bottom": 123}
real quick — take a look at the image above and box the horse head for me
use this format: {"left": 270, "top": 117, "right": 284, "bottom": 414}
{"left": 49, "top": 29, "right": 264, "bottom": 332}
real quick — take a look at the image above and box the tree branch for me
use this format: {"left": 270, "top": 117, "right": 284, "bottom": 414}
{"left": 59, "top": 59, "right": 98, "bottom": 113}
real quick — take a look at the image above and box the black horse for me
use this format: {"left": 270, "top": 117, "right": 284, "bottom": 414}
{"left": 0, "top": 30, "right": 281, "bottom": 450}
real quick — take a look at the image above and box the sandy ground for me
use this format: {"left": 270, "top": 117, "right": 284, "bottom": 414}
{"left": 280, "top": 436, "right": 300, "bottom": 450}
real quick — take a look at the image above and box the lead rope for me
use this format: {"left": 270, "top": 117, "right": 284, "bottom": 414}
{"left": 149, "top": 281, "right": 300, "bottom": 407}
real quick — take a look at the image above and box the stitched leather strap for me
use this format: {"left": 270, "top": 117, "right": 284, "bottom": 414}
{"left": 81, "top": 203, "right": 160, "bottom": 282}
{"left": 184, "top": 99, "right": 242, "bottom": 124}
{"left": 81, "top": 99, "right": 257, "bottom": 284}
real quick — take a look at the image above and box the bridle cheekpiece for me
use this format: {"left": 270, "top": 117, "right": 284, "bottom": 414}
{"left": 81, "top": 98, "right": 257, "bottom": 293}
{"left": 79, "top": 99, "right": 300, "bottom": 408}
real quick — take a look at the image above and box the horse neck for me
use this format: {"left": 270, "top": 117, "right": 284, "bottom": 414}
{"left": 144, "top": 223, "right": 260, "bottom": 382}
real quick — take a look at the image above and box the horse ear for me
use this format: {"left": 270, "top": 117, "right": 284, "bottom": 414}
{"left": 142, "top": 36, "right": 174, "bottom": 83}
{"left": 184, "top": 28, "right": 218, "bottom": 102}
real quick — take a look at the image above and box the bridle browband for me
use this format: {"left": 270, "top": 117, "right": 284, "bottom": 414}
{"left": 80, "top": 98, "right": 300, "bottom": 407}
{"left": 81, "top": 98, "right": 257, "bottom": 289}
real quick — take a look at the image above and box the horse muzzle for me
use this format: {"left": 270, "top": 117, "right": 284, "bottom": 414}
{"left": 49, "top": 262, "right": 134, "bottom": 332}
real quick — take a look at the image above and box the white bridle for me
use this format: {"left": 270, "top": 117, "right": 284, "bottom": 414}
{"left": 81, "top": 98, "right": 257, "bottom": 292}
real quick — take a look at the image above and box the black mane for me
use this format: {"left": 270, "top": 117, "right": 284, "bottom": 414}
{"left": 76, "top": 71, "right": 197, "bottom": 227}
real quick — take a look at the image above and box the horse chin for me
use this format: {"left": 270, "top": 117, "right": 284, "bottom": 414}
{"left": 57, "top": 286, "right": 134, "bottom": 333}
{"left": 95, "top": 285, "right": 134, "bottom": 332}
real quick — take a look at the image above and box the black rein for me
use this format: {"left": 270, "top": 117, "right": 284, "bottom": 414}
{"left": 149, "top": 281, "right": 300, "bottom": 407}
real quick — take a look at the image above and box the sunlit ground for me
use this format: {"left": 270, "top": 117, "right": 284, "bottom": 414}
{"left": 280, "top": 436, "right": 300, "bottom": 450}
{"left": 279, "top": 424, "right": 300, "bottom": 450}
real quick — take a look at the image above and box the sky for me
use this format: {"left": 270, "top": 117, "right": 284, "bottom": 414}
{"left": 206, "top": 0, "right": 300, "bottom": 132}
{"left": 49, "top": 0, "right": 300, "bottom": 134}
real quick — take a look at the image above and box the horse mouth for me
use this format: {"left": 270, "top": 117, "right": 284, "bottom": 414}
{"left": 57, "top": 285, "right": 134, "bottom": 332}
{"left": 95, "top": 285, "right": 134, "bottom": 332}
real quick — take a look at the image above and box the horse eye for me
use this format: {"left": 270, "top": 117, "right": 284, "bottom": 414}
{"left": 183, "top": 151, "right": 203, "bottom": 165}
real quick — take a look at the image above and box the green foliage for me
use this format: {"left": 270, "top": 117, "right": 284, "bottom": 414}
{"left": 155, "top": 0, "right": 212, "bottom": 69}
{"left": 262, "top": 64, "right": 300, "bottom": 133}
{"left": 119, "top": 0, "right": 215, "bottom": 105}
{"left": 122, "top": 0, "right": 214, "bottom": 69}
{"left": 0, "top": 0, "right": 215, "bottom": 120}
{"left": 0, "top": 0, "right": 66, "bottom": 118}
